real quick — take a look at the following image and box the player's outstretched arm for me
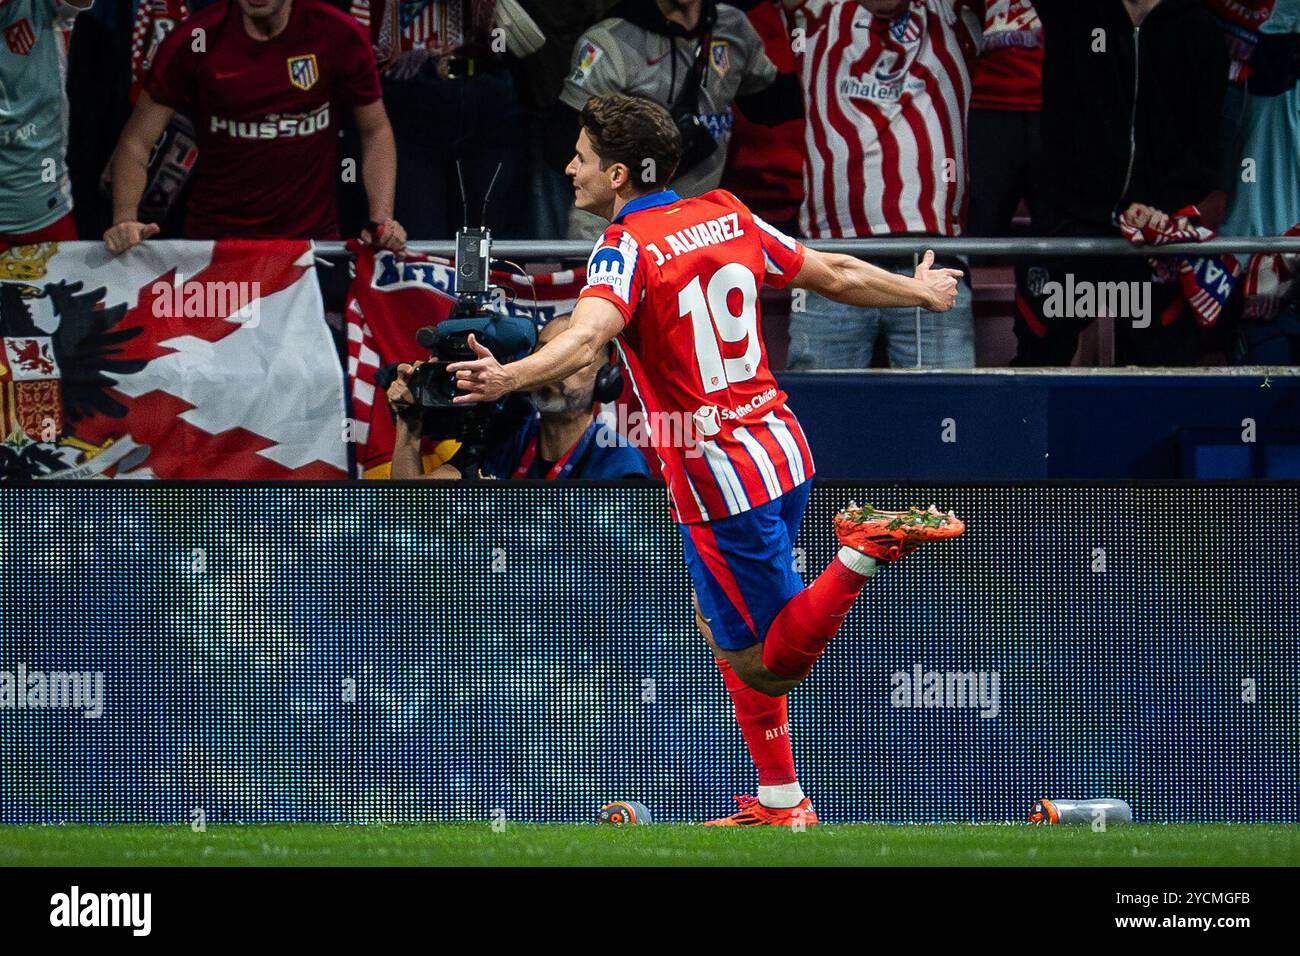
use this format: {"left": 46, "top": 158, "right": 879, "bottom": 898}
{"left": 789, "top": 247, "right": 962, "bottom": 312}
{"left": 447, "top": 296, "right": 625, "bottom": 404}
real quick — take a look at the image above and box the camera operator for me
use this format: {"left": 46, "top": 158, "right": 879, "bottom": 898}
{"left": 387, "top": 314, "right": 652, "bottom": 480}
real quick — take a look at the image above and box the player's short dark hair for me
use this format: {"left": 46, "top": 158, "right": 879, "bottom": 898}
{"left": 579, "top": 94, "right": 682, "bottom": 192}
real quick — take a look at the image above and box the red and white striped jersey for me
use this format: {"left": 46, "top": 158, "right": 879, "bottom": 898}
{"left": 577, "top": 188, "right": 815, "bottom": 525}
{"left": 790, "top": 0, "right": 982, "bottom": 239}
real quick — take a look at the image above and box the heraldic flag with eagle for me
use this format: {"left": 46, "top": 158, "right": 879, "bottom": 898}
{"left": 0, "top": 240, "right": 347, "bottom": 479}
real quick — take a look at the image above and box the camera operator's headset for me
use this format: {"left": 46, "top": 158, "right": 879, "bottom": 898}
{"left": 592, "top": 347, "right": 624, "bottom": 406}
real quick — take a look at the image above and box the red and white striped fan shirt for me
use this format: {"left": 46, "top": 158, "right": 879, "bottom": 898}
{"left": 790, "top": 0, "right": 982, "bottom": 239}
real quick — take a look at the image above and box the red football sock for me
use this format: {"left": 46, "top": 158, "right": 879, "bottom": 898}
{"left": 762, "top": 557, "right": 871, "bottom": 682}
{"left": 715, "top": 658, "right": 796, "bottom": 786}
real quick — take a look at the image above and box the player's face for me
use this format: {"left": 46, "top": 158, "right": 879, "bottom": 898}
{"left": 236, "top": 0, "right": 290, "bottom": 22}
{"left": 566, "top": 129, "right": 619, "bottom": 219}
{"left": 531, "top": 320, "right": 601, "bottom": 415}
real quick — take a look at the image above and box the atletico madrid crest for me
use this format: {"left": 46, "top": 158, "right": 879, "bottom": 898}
{"left": 287, "top": 54, "right": 319, "bottom": 91}
{"left": 709, "top": 40, "right": 730, "bottom": 77}
{"left": 4, "top": 18, "right": 37, "bottom": 56}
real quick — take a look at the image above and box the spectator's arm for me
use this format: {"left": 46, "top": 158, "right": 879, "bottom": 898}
{"left": 354, "top": 99, "right": 406, "bottom": 250}
{"left": 387, "top": 362, "right": 448, "bottom": 480}
{"left": 495, "top": 0, "right": 547, "bottom": 57}
{"left": 1167, "top": 24, "right": 1230, "bottom": 221}
{"left": 790, "top": 247, "right": 962, "bottom": 312}
{"left": 391, "top": 430, "right": 464, "bottom": 479}
{"left": 103, "top": 92, "right": 176, "bottom": 253}
{"left": 1196, "top": 190, "right": 1229, "bottom": 231}
{"left": 735, "top": 72, "right": 804, "bottom": 125}
{"left": 390, "top": 417, "right": 431, "bottom": 479}
{"left": 109, "top": 92, "right": 175, "bottom": 224}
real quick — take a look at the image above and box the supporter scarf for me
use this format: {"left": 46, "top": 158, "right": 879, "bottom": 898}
{"left": 129, "top": 0, "right": 191, "bottom": 105}
{"left": 1241, "top": 222, "right": 1300, "bottom": 321}
{"left": 1119, "top": 205, "right": 1243, "bottom": 329}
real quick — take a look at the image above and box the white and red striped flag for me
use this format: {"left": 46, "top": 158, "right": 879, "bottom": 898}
{"left": 0, "top": 240, "right": 346, "bottom": 479}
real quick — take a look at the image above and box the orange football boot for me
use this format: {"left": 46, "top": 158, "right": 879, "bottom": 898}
{"left": 704, "top": 795, "right": 819, "bottom": 827}
{"left": 835, "top": 502, "right": 965, "bottom": 562}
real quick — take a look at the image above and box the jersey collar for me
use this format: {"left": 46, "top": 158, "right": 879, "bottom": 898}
{"left": 613, "top": 190, "right": 682, "bottom": 225}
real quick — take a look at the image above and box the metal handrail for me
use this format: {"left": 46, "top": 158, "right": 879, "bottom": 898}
{"left": 310, "top": 233, "right": 1300, "bottom": 370}
{"left": 312, "top": 236, "right": 1300, "bottom": 260}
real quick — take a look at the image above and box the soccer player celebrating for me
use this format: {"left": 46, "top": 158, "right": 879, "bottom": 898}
{"left": 449, "top": 94, "right": 965, "bottom": 825}
{"left": 103, "top": 0, "right": 405, "bottom": 253}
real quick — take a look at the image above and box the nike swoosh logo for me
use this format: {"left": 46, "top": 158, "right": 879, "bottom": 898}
{"left": 647, "top": 52, "right": 669, "bottom": 66}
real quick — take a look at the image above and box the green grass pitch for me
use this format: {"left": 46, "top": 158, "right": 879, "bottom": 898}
{"left": 1, "top": 824, "right": 1296, "bottom": 867}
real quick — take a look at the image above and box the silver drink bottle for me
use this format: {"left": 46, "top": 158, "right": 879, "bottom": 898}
{"left": 1030, "top": 798, "right": 1134, "bottom": 825}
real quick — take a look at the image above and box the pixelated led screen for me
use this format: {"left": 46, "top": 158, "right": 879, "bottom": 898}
{"left": 0, "top": 483, "right": 1296, "bottom": 825}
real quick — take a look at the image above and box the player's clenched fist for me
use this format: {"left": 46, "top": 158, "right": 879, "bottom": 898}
{"left": 103, "top": 221, "right": 161, "bottom": 255}
{"left": 914, "top": 249, "right": 963, "bottom": 313}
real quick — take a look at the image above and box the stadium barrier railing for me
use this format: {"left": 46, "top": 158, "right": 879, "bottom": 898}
{"left": 316, "top": 234, "right": 1300, "bottom": 371}
{"left": 313, "top": 236, "right": 1300, "bottom": 259}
